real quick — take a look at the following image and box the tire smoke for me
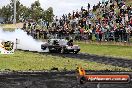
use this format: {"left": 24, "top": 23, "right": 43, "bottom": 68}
{"left": 0, "top": 28, "right": 47, "bottom": 52}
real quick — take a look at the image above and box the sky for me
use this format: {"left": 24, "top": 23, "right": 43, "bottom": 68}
{"left": 0, "top": 0, "right": 101, "bottom": 17}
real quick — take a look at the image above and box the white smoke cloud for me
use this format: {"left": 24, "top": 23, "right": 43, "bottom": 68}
{"left": 0, "top": 28, "right": 47, "bottom": 52}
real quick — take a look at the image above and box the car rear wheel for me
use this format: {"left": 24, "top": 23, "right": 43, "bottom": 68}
{"left": 41, "top": 46, "right": 47, "bottom": 50}
{"left": 74, "top": 51, "right": 79, "bottom": 54}
{"left": 49, "top": 49, "right": 54, "bottom": 53}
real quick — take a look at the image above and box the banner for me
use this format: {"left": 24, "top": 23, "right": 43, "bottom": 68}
{"left": 77, "top": 66, "right": 130, "bottom": 84}
{"left": 0, "top": 41, "right": 14, "bottom": 54}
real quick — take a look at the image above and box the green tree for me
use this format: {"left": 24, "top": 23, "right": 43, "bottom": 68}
{"left": 44, "top": 7, "right": 54, "bottom": 22}
{"left": 30, "top": 0, "right": 43, "bottom": 22}
{"left": 30, "top": 1, "right": 54, "bottom": 22}
{"left": 0, "top": 0, "right": 54, "bottom": 23}
{"left": 0, "top": 5, "right": 12, "bottom": 23}
{"left": 20, "top": 6, "right": 31, "bottom": 21}
{"left": 10, "top": 0, "right": 23, "bottom": 22}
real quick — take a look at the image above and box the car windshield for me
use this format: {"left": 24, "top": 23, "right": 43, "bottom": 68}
{"left": 48, "top": 39, "right": 59, "bottom": 45}
{"left": 59, "top": 39, "right": 68, "bottom": 45}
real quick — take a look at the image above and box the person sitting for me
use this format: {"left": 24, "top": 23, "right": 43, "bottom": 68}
{"left": 67, "top": 39, "right": 73, "bottom": 46}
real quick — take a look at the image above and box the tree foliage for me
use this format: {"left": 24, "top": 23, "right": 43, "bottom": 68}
{"left": 45, "top": 7, "right": 54, "bottom": 22}
{"left": 0, "top": 0, "right": 54, "bottom": 23}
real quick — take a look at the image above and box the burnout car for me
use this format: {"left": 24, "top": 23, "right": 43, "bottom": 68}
{"left": 41, "top": 39, "right": 80, "bottom": 54}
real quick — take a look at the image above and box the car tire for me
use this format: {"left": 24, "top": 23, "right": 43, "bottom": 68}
{"left": 43, "top": 46, "right": 47, "bottom": 50}
{"left": 66, "top": 51, "right": 69, "bottom": 54}
{"left": 74, "top": 51, "right": 79, "bottom": 54}
{"left": 49, "top": 49, "right": 54, "bottom": 53}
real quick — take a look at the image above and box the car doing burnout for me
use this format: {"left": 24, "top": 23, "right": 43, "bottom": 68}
{"left": 41, "top": 39, "right": 80, "bottom": 54}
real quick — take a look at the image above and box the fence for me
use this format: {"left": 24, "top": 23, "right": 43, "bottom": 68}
{"left": 26, "top": 30, "right": 132, "bottom": 45}
{"left": 47, "top": 33, "right": 132, "bottom": 43}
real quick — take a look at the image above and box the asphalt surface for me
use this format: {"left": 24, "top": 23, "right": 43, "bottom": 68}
{"left": 48, "top": 52, "right": 132, "bottom": 69}
{"left": 18, "top": 49, "right": 132, "bottom": 69}
{"left": 0, "top": 71, "right": 132, "bottom": 88}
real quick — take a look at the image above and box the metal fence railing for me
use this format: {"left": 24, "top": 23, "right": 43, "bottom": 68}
{"left": 26, "top": 31, "right": 132, "bottom": 44}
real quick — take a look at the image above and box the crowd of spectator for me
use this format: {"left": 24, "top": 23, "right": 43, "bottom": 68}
{"left": 23, "top": 0, "right": 132, "bottom": 42}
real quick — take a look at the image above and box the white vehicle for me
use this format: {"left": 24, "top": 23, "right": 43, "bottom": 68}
{"left": 41, "top": 39, "right": 80, "bottom": 54}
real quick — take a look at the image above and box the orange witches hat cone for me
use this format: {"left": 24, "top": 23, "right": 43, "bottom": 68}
{"left": 77, "top": 66, "right": 86, "bottom": 76}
